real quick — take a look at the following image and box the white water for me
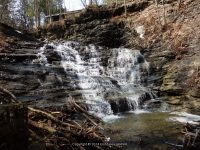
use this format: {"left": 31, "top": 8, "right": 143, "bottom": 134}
{"left": 32, "top": 44, "right": 49, "bottom": 65}
{"left": 34, "top": 41, "right": 158, "bottom": 120}
{"left": 15, "top": 30, "right": 22, "bottom": 34}
{"left": 169, "top": 112, "right": 200, "bottom": 124}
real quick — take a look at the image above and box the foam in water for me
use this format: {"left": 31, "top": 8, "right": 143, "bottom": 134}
{"left": 34, "top": 41, "right": 156, "bottom": 121}
{"left": 129, "top": 109, "right": 150, "bottom": 114}
{"left": 102, "top": 114, "right": 122, "bottom": 123}
{"left": 169, "top": 112, "right": 200, "bottom": 124}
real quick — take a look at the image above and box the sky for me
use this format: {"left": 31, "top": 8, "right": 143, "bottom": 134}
{"left": 64, "top": 0, "right": 104, "bottom": 11}
{"left": 65, "top": 0, "right": 84, "bottom": 11}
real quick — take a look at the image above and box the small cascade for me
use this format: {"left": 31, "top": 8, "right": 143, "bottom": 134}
{"left": 33, "top": 44, "right": 49, "bottom": 65}
{"left": 33, "top": 41, "right": 158, "bottom": 119}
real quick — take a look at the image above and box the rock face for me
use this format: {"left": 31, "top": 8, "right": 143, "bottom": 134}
{"left": 116, "top": 0, "right": 200, "bottom": 114}
{"left": 140, "top": 42, "right": 200, "bottom": 113}
{"left": 40, "top": 19, "right": 124, "bottom": 48}
{"left": 0, "top": 42, "right": 70, "bottom": 107}
{"left": 159, "top": 56, "right": 200, "bottom": 113}
{"left": 108, "top": 91, "right": 157, "bottom": 113}
{"left": 67, "top": 20, "right": 124, "bottom": 48}
{"left": 0, "top": 39, "right": 155, "bottom": 117}
{"left": 1, "top": 0, "right": 200, "bottom": 115}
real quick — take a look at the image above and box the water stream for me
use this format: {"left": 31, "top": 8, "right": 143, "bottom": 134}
{"left": 104, "top": 112, "right": 183, "bottom": 150}
{"left": 34, "top": 41, "right": 158, "bottom": 119}
{"left": 33, "top": 41, "right": 200, "bottom": 149}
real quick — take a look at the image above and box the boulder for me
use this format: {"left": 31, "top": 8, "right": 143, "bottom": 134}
{"left": 109, "top": 97, "right": 134, "bottom": 113}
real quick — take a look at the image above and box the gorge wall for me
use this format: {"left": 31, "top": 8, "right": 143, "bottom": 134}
{"left": 39, "top": 0, "right": 200, "bottom": 114}
{"left": 0, "top": 0, "right": 200, "bottom": 114}
{"left": 122, "top": 0, "right": 200, "bottom": 114}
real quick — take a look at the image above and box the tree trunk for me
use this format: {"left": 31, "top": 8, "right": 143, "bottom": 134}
{"left": 155, "top": 0, "right": 161, "bottom": 25}
{"left": 94, "top": 0, "right": 98, "bottom": 5}
{"left": 21, "top": 0, "right": 28, "bottom": 29}
{"left": 59, "top": 1, "right": 62, "bottom": 20}
{"left": 47, "top": 0, "right": 52, "bottom": 24}
{"left": 0, "top": 5, "right": 7, "bottom": 21}
{"left": 81, "top": 0, "right": 87, "bottom": 8}
{"left": 0, "top": 2, "right": 9, "bottom": 23}
{"left": 35, "top": 0, "right": 38, "bottom": 28}
{"left": 38, "top": 5, "right": 40, "bottom": 27}
{"left": 124, "top": 0, "right": 127, "bottom": 17}
{"left": 35, "top": 0, "right": 41, "bottom": 27}
{"left": 89, "top": 0, "right": 92, "bottom": 5}
{"left": 162, "top": 0, "right": 166, "bottom": 25}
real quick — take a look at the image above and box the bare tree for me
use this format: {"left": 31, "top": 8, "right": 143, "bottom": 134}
{"left": 89, "top": 0, "right": 92, "bottom": 5}
{"left": 155, "top": 0, "right": 167, "bottom": 25}
{"left": 81, "top": 0, "right": 100, "bottom": 8}
{"left": 47, "top": 0, "right": 52, "bottom": 24}
{"left": 0, "top": 0, "right": 11, "bottom": 23}
{"left": 162, "top": 0, "right": 166, "bottom": 25}
{"left": 81, "top": 0, "right": 87, "bottom": 8}
{"left": 44, "top": 0, "right": 53, "bottom": 24}
{"left": 124, "top": 0, "right": 127, "bottom": 16}
{"left": 93, "top": 0, "right": 98, "bottom": 5}
{"left": 0, "top": 3, "right": 8, "bottom": 21}
{"left": 20, "top": 0, "right": 28, "bottom": 29}
{"left": 34, "top": 0, "right": 39, "bottom": 27}
{"left": 155, "top": 0, "right": 161, "bottom": 25}
{"left": 57, "top": 0, "right": 63, "bottom": 20}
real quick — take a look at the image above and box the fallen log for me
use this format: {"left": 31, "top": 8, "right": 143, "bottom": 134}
{"left": 28, "top": 106, "right": 79, "bottom": 129}
{"left": 72, "top": 100, "right": 103, "bottom": 129}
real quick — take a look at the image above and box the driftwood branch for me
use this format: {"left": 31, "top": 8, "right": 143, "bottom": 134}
{"left": 0, "top": 87, "right": 18, "bottom": 103}
{"left": 180, "top": 123, "right": 200, "bottom": 149}
{"left": 28, "top": 106, "right": 79, "bottom": 129}
{"left": 72, "top": 101, "right": 100, "bottom": 127}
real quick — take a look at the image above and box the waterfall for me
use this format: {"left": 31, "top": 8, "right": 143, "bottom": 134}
{"left": 34, "top": 41, "right": 157, "bottom": 120}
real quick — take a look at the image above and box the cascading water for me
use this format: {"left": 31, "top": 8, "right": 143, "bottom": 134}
{"left": 34, "top": 41, "right": 157, "bottom": 120}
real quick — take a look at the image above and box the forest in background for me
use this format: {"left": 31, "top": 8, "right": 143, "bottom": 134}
{"left": 0, "top": 0, "right": 154, "bottom": 30}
